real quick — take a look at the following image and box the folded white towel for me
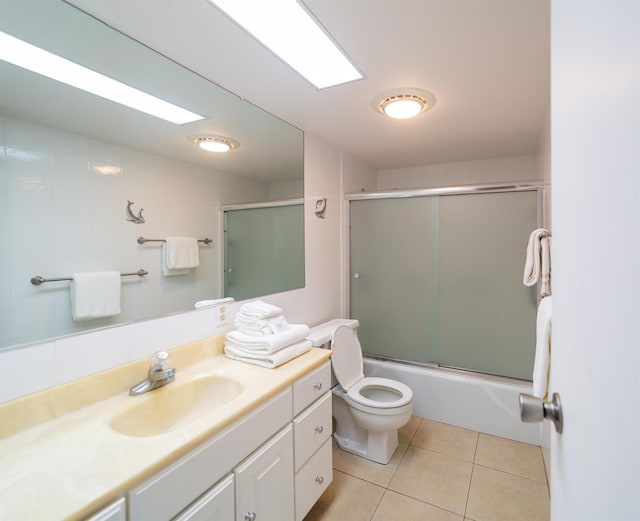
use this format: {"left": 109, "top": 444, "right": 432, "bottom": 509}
{"left": 224, "top": 339, "right": 312, "bottom": 368}
{"left": 70, "top": 271, "right": 121, "bottom": 321}
{"left": 225, "top": 324, "right": 310, "bottom": 354}
{"left": 163, "top": 237, "right": 199, "bottom": 276}
{"left": 237, "top": 300, "right": 283, "bottom": 320}
{"left": 532, "top": 296, "right": 553, "bottom": 399}
{"left": 523, "top": 228, "right": 552, "bottom": 297}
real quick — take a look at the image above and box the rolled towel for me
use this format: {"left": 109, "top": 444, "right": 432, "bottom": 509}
{"left": 237, "top": 300, "right": 283, "bottom": 320}
{"left": 532, "top": 296, "right": 553, "bottom": 399}
{"left": 234, "top": 314, "right": 289, "bottom": 336}
{"left": 225, "top": 324, "right": 310, "bottom": 354}
{"left": 224, "top": 339, "right": 312, "bottom": 368}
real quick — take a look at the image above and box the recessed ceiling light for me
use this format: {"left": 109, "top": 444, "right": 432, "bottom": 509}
{"left": 375, "top": 89, "right": 436, "bottom": 120}
{"left": 208, "top": 0, "right": 363, "bottom": 89}
{"left": 192, "top": 136, "right": 239, "bottom": 153}
{"left": 0, "top": 31, "right": 205, "bottom": 125}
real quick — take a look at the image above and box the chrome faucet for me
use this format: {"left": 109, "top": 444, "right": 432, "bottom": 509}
{"left": 129, "top": 351, "right": 176, "bottom": 396}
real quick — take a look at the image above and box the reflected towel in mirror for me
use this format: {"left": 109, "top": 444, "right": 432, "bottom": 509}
{"left": 70, "top": 271, "right": 121, "bottom": 321}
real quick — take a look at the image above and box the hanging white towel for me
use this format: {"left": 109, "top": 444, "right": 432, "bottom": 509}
{"left": 70, "top": 271, "right": 121, "bottom": 321}
{"left": 523, "top": 228, "right": 552, "bottom": 297}
{"left": 162, "top": 237, "right": 199, "bottom": 276}
{"left": 540, "top": 236, "right": 552, "bottom": 298}
{"left": 225, "top": 324, "right": 310, "bottom": 354}
{"left": 532, "top": 296, "right": 553, "bottom": 399}
{"left": 224, "top": 339, "right": 312, "bottom": 368}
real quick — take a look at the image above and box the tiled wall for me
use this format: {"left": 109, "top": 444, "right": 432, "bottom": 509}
{"left": 0, "top": 115, "right": 267, "bottom": 348}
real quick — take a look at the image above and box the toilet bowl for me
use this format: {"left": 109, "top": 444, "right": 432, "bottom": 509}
{"left": 330, "top": 325, "right": 414, "bottom": 464}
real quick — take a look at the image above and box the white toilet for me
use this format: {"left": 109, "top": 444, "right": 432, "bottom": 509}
{"left": 330, "top": 325, "right": 414, "bottom": 464}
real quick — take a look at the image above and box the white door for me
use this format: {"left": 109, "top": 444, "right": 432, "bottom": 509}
{"left": 550, "top": 1, "right": 640, "bottom": 519}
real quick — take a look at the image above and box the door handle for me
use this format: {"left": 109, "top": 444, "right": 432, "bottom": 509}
{"left": 519, "top": 392, "right": 563, "bottom": 433}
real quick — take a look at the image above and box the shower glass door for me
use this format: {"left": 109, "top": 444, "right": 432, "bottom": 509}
{"left": 349, "top": 189, "right": 538, "bottom": 380}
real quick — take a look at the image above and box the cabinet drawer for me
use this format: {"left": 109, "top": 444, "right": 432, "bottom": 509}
{"left": 293, "top": 392, "right": 332, "bottom": 472}
{"left": 293, "top": 361, "right": 331, "bottom": 416}
{"left": 294, "top": 437, "right": 333, "bottom": 521}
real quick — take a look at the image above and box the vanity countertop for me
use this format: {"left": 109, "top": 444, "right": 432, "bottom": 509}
{"left": 0, "top": 335, "right": 331, "bottom": 521}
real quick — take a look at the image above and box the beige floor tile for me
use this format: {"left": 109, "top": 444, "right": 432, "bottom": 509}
{"left": 304, "top": 470, "right": 386, "bottom": 521}
{"left": 466, "top": 465, "right": 549, "bottom": 521}
{"left": 475, "top": 434, "right": 547, "bottom": 483}
{"left": 333, "top": 438, "right": 409, "bottom": 487}
{"left": 399, "top": 415, "right": 422, "bottom": 445}
{"left": 372, "top": 490, "right": 463, "bottom": 521}
{"left": 389, "top": 446, "right": 473, "bottom": 515}
{"left": 412, "top": 419, "right": 479, "bottom": 462}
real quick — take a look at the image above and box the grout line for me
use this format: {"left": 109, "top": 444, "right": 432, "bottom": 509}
{"left": 368, "top": 489, "right": 387, "bottom": 521}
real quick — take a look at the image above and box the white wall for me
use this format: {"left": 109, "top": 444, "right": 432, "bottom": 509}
{"left": 377, "top": 154, "right": 539, "bottom": 190}
{"left": 0, "top": 132, "right": 345, "bottom": 403}
{"left": 551, "top": 0, "right": 640, "bottom": 518}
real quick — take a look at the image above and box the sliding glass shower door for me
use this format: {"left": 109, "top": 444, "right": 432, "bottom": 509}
{"left": 349, "top": 189, "right": 538, "bottom": 380}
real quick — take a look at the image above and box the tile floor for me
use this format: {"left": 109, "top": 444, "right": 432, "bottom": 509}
{"left": 304, "top": 416, "right": 549, "bottom": 521}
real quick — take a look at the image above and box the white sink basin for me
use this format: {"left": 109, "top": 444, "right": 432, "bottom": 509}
{"left": 110, "top": 375, "right": 244, "bottom": 437}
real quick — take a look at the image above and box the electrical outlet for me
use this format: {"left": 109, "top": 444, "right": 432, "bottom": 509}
{"left": 215, "top": 304, "right": 229, "bottom": 326}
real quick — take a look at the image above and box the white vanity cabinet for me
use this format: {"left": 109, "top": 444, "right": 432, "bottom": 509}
{"left": 173, "top": 475, "right": 234, "bottom": 521}
{"left": 126, "top": 360, "right": 332, "bottom": 521}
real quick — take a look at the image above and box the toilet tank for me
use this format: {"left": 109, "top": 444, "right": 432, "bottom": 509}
{"left": 307, "top": 319, "right": 360, "bottom": 348}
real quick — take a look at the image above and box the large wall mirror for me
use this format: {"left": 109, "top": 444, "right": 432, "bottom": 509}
{"left": 0, "top": 0, "right": 305, "bottom": 350}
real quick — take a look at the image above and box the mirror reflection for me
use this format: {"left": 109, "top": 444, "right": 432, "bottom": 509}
{"left": 0, "top": 0, "right": 305, "bottom": 350}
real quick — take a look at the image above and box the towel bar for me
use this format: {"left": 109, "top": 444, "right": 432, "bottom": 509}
{"left": 137, "top": 237, "right": 212, "bottom": 245}
{"left": 31, "top": 269, "right": 148, "bottom": 286}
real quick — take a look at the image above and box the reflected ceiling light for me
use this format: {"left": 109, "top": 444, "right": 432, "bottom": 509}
{"left": 375, "top": 89, "right": 436, "bottom": 120}
{"left": 208, "top": 0, "right": 363, "bottom": 89}
{"left": 193, "top": 136, "right": 239, "bottom": 153}
{"left": 0, "top": 31, "right": 205, "bottom": 125}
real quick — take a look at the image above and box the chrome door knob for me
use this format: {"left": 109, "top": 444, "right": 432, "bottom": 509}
{"left": 353, "top": 272, "right": 360, "bottom": 279}
{"left": 244, "top": 513, "right": 256, "bottom": 521}
{"left": 519, "top": 392, "right": 563, "bottom": 433}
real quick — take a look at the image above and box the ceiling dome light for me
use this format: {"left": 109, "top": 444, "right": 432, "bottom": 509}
{"left": 192, "top": 136, "right": 238, "bottom": 153}
{"left": 374, "top": 89, "right": 436, "bottom": 120}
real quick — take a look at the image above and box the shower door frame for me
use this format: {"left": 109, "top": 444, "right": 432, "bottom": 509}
{"left": 344, "top": 181, "right": 548, "bottom": 380}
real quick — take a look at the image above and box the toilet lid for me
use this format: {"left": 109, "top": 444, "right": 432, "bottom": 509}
{"left": 331, "top": 325, "right": 364, "bottom": 391}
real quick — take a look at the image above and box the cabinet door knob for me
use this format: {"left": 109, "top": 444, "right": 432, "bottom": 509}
{"left": 315, "top": 425, "right": 324, "bottom": 434}
{"left": 315, "top": 476, "right": 324, "bottom": 485}
{"left": 244, "top": 513, "right": 256, "bottom": 521}
{"left": 313, "top": 382, "right": 322, "bottom": 390}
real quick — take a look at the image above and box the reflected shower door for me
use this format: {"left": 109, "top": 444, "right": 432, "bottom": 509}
{"left": 349, "top": 190, "right": 538, "bottom": 380}
{"left": 224, "top": 204, "right": 304, "bottom": 301}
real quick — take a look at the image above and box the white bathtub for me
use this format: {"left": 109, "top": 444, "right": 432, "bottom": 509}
{"left": 363, "top": 357, "right": 542, "bottom": 445}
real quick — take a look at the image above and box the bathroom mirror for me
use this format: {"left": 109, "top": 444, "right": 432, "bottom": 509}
{"left": 0, "top": 0, "right": 305, "bottom": 349}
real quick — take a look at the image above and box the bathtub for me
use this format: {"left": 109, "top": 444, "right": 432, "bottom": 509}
{"left": 363, "top": 357, "right": 541, "bottom": 445}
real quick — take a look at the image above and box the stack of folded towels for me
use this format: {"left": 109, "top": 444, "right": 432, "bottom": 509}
{"left": 224, "top": 300, "right": 311, "bottom": 368}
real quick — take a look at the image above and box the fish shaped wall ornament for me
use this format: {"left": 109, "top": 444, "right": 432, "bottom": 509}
{"left": 126, "top": 200, "right": 145, "bottom": 224}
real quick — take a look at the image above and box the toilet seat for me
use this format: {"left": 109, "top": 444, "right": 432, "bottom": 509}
{"left": 347, "top": 377, "right": 413, "bottom": 409}
{"left": 331, "top": 326, "right": 413, "bottom": 409}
